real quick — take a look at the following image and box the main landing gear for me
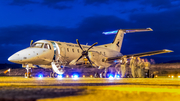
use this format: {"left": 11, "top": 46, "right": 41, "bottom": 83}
{"left": 50, "top": 72, "right": 58, "bottom": 78}
{"left": 97, "top": 68, "right": 108, "bottom": 78}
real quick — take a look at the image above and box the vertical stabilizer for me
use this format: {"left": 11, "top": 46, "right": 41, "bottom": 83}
{"left": 111, "top": 30, "right": 125, "bottom": 52}
{"left": 99, "top": 28, "right": 153, "bottom": 52}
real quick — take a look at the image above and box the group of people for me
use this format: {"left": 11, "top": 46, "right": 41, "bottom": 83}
{"left": 120, "top": 56, "right": 151, "bottom": 78}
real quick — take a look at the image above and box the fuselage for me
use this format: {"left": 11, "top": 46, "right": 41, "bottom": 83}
{"left": 8, "top": 40, "right": 123, "bottom": 66}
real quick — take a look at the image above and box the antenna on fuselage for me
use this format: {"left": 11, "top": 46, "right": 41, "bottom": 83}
{"left": 30, "top": 40, "right": 33, "bottom": 46}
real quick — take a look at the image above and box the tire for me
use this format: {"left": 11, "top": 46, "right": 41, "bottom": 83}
{"left": 102, "top": 72, "right": 107, "bottom": 78}
{"left": 50, "top": 72, "right": 54, "bottom": 78}
{"left": 94, "top": 72, "right": 100, "bottom": 78}
{"left": 28, "top": 72, "right": 32, "bottom": 78}
{"left": 25, "top": 72, "right": 31, "bottom": 78}
{"left": 53, "top": 73, "right": 58, "bottom": 78}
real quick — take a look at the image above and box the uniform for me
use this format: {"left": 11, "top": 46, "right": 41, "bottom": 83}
{"left": 121, "top": 57, "right": 127, "bottom": 78}
{"left": 137, "top": 59, "right": 145, "bottom": 78}
{"left": 130, "top": 57, "right": 138, "bottom": 78}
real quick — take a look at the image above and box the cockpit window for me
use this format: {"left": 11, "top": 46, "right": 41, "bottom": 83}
{"left": 31, "top": 43, "right": 43, "bottom": 48}
{"left": 44, "top": 43, "right": 51, "bottom": 50}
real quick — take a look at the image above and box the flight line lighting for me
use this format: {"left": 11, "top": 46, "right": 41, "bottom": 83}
{"left": 72, "top": 74, "right": 79, "bottom": 79}
{"left": 38, "top": 74, "right": 43, "bottom": 78}
{"left": 167, "top": 75, "right": 180, "bottom": 78}
{"left": 108, "top": 74, "right": 114, "bottom": 80}
{"left": 115, "top": 74, "right": 121, "bottom": 78}
{"left": 57, "top": 74, "right": 63, "bottom": 79}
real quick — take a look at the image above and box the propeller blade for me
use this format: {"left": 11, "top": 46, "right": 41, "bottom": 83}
{"left": 87, "top": 42, "right": 98, "bottom": 51}
{"left": 30, "top": 40, "right": 33, "bottom": 46}
{"left": 86, "top": 56, "right": 93, "bottom": 66}
{"left": 76, "top": 39, "right": 84, "bottom": 51}
{"left": 76, "top": 55, "right": 83, "bottom": 62}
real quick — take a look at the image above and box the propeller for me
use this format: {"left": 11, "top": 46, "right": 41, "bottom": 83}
{"left": 30, "top": 40, "right": 33, "bottom": 46}
{"left": 76, "top": 39, "right": 98, "bottom": 66}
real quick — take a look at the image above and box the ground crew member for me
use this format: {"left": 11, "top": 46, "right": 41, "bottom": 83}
{"left": 121, "top": 56, "right": 127, "bottom": 78}
{"left": 144, "top": 59, "right": 151, "bottom": 78}
{"left": 137, "top": 58, "right": 145, "bottom": 78}
{"left": 130, "top": 56, "right": 137, "bottom": 78}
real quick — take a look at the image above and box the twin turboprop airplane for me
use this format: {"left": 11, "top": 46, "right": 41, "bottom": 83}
{"left": 8, "top": 28, "right": 173, "bottom": 78}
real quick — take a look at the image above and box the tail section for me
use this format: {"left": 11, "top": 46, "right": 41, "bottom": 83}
{"left": 99, "top": 28, "right": 153, "bottom": 52}
{"left": 111, "top": 30, "right": 125, "bottom": 52}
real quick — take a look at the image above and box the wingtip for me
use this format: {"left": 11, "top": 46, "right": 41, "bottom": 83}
{"left": 164, "top": 49, "right": 173, "bottom": 52}
{"left": 147, "top": 28, "right": 153, "bottom": 31}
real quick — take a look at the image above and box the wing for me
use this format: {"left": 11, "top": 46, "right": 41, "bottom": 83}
{"left": 105, "top": 49, "right": 173, "bottom": 61}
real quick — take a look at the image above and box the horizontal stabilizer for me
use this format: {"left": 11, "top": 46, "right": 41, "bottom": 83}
{"left": 103, "top": 28, "right": 153, "bottom": 35}
{"left": 122, "top": 28, "right": 153, "bottom": 33}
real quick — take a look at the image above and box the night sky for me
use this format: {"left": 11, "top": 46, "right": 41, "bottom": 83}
{"left": 0, "top": 0, "right": 180, "bottom": 64}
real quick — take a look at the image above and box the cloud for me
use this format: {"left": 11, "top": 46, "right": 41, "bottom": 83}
{"left": 41, "top": 0, "right": 74, "bottom": 10}
{"left": 115, "top": 0, "right": 137, "bottom": 2}
{"left": 140, "top": 0, "right": 179, "bottom": 9}
{"left": 9, "top": 0, "right": 74, "bottom": 10}
{"left": 0, "top": 15, "right": 134, "bottom": 45}
{"left": 42, "top": 0, "right": 74, "bottom": 3}
{"left": 74, "top": 15, "right": 140, "bottom": 45}
{"left": 84, "top": 0, "right": 109, "bottom": 5}
{"left": 0, "top": 25, "right": 76, "bottom": 45}
{"left": 83, "top": 0, "right": 138, "bottom": 5}
{"left": 9, "top": 0, "right": 39, "bottom": 6}
{"left": 129, "top": 7, "right": 180, "bottom": 31}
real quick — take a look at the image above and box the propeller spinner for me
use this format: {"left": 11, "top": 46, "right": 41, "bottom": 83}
{"left": 76, "top": 39, "right": 98, "bottom": 66}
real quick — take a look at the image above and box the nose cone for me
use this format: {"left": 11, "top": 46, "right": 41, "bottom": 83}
{"left": 8, "top": 54, "right": 21, "bottom": 63}
{"left": 8, "top": 55, "right": 14, "bottom": 62}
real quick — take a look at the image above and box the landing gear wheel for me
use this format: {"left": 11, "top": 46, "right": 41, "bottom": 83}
{"left": 101, "top": 72, "right": 108, "bottom": 78}
{"left": 25, "top": 72, "right": 31, "bottom": 78}
{"left": 50, "top": 72, "right": 54, "bottom": 78}
{"left": 50, "top": 72, "right": 58, "bottom": 78}
{"left": 54, "top": 73, "right": 58, "bottom": 78}
{"left": 94, "top": 72, "right": 100, "bottom": 78}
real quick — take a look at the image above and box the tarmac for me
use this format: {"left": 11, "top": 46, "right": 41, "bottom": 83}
{"left": 0, "top": 76, "right": 180, "bottom": 101}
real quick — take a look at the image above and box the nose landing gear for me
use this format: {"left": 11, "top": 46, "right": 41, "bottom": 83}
{"left": 25, "top": 64, "right": 32, "bottom": 78}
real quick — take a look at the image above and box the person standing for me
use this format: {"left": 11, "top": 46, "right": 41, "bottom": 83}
{"left": 137, "top": 58, "right": 145, "bottom": 78}
{"left": 121, "top": 56, "right": 127, "bottom": 78}
{"left": 130, "top": 56, "right": 137, "bottom": 78}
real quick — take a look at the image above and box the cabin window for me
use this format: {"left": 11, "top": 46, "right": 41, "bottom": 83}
{"left": 31, "top": 43, "right": 43, "bottom": 48}
{"left": 72, "top": 48, "right": 74, "bottom": 52}
{"left": 77, "top": 49, "right": 79, "bottom": 53}
{"left": 44, "top": 43, "right": 51, "bottom": 50}
{"left": 67, "top": 48, "right": 69, "bottom": 52}
{"left": 104, "top": 52, "right": 105, "bottom": 55}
